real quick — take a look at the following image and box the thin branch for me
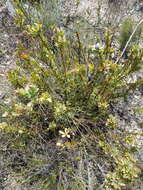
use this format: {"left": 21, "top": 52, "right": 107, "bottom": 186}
{"left": 115, "top": 18, "right": 143, "bottom": 64}
{"left": 76, "top": 32, "right": 81, "bottom": 64}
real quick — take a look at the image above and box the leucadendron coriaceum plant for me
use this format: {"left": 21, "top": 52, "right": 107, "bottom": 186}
{"left": 0, "top": 0, "right": 143, "bottom": 189}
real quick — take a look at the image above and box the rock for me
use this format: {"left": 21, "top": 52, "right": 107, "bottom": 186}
{"left": 6, "top": 0, "right": 15, "bottom": 17}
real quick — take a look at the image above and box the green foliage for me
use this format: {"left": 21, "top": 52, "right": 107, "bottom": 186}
{"left": 119, "top": 18, "right": 143, "bottom": 51}
{"left": 4, "top": 24, "right": 143, "bottom": 139}
{"left": 103, "top": 144, "right": 140, "bottom": 189}
{"left": 13, "top": 0, "right": 62, "bottom": 27}
{"left": 1, "top": 1, "right": 143, "bottom": 190}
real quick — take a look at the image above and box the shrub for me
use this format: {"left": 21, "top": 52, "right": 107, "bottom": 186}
{"left": 5, "top": 26, "right": 143, "bottom": 138}
{"left": 13, "top": 0, "right": 62, "bottom": 27}
{"left": 0, "top": 1, "right": 143, "bottom": 189}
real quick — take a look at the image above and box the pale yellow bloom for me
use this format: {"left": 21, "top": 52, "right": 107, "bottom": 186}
{"left": 59, "top": 128, "right": 71, "bottom": 138}
{"left": 0, "top": 122, "right": 7, "bottom": 129}
{"left": 98, "top": 101, "right": 109, "bottom": 109}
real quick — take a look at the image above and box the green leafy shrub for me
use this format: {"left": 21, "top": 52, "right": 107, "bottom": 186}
{"left": 5, "top": 25, "right": 143, "bottom": 139}
{"left": 13, "top": 0, "right": 62, "bottom": 27}
{"left": 0, "top": 1, "right": 143, "bottom": 189}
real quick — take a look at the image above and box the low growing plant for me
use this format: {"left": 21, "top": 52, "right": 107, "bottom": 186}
{"left": 0, "top": 1, "right": 143, "bottom": 189}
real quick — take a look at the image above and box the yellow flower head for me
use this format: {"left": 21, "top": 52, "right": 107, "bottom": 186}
{"left": 59, "top": 128, "right": 71, "bottom": 138}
